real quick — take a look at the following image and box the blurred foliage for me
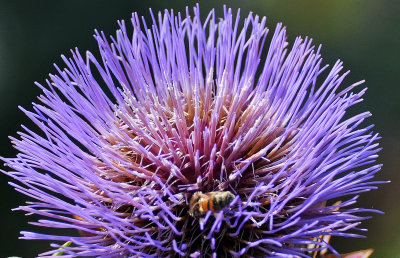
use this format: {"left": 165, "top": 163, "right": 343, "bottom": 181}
{"left": 0, "top": 0, "right": 398, "bottom": 257}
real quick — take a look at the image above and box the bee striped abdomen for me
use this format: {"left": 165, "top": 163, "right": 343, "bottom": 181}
{"left": 201, "top": 197, "right": 210, "bottom": 213}
{"left": 188, "top": 191, "right": 235, "bottom": 218}
{"left": 212, "top": 194, "right": 220, "bottom": 209}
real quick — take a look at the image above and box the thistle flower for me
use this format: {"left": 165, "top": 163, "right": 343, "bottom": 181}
{"left": 3, "top": 5, "right": 383, "bottom": 257}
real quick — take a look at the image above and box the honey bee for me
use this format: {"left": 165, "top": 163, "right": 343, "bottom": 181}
{"left": 188, "top": 191, "right": 235, "bottom": 217}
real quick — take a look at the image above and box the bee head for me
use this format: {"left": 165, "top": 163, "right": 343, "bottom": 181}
{"left": 188, "top": 192, "right": 203, "bottom": 217}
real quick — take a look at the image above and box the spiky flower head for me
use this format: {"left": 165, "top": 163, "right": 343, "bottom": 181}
{"left": 3, "top": 5, "right": 382, "bottom": 257}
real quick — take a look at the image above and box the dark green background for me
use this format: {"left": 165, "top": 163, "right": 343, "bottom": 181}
{"left": 0, "top": 0, "right": 398, "bottom": 257}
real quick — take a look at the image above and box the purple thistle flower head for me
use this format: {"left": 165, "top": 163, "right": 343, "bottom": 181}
{"left": 3, "top": 5, "right": 383, "bottom": 257}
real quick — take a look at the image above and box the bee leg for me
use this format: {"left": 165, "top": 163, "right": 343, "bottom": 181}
{"left": 199, "top": 217, "right": 207, "bottom": 230}
{"left": 199, "top": 211, "right": 212, "bottom": 230}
